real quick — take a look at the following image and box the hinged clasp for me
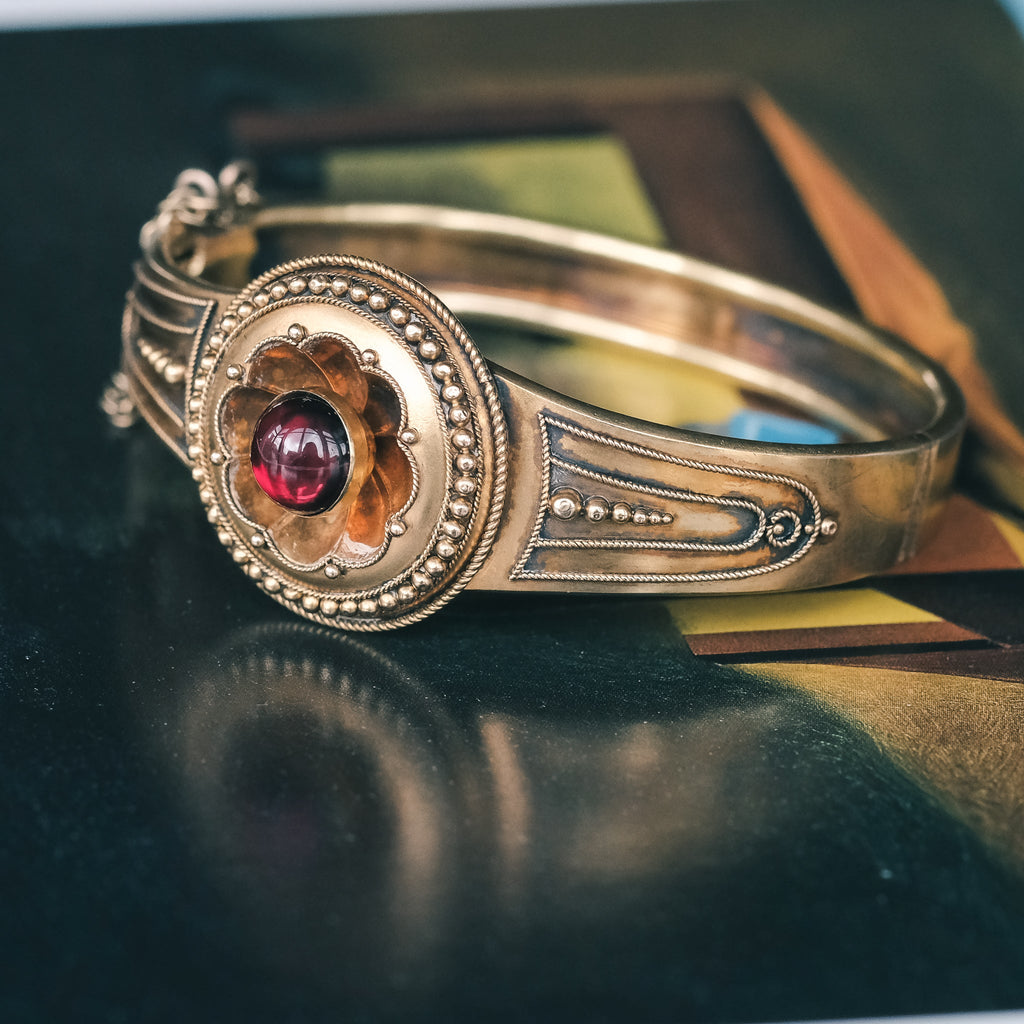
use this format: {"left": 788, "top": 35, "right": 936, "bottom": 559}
{"left": 140, "top": 161, "right": 261, "bottom": 250}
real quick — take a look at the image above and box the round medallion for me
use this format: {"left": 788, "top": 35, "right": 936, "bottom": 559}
{"left": 185, "top": 256, "right": 507, "bottom": 630}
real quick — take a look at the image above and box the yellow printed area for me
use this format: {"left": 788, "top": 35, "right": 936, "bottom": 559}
{"left": 992, "top": 508, "right": 1024, "bottom": 564}
{"left": 324, "top": 134, "right": 667, "bottom": 245}
{"left": 746, "top": 661, "right": 1024, "bottom": 870}
{"left": 481, "top": 331, "right": 745, "bottom": 429}
{"left": 667, "top": 588, "right": 939, "bottom": 636}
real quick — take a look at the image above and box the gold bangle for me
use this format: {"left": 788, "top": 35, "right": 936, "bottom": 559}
{"left": 113, "top": 163, "right": 965, "bottom": 631}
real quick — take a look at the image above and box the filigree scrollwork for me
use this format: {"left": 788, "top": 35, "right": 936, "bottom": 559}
{"left": 512, "top": 415, "right": 824, "bottom": 584}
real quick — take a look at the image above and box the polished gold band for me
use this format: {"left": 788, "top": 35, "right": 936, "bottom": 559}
{"left": 115, "top": 165, "right": 965, "bottom": 630}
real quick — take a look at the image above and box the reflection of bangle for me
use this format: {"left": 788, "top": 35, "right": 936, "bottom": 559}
{"left": 112, "top": 163, "right": 965, "bottom": 630}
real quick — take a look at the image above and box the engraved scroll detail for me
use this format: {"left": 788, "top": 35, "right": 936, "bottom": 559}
{"left": 511, "top": 415, "right": 823, "bottom": 583}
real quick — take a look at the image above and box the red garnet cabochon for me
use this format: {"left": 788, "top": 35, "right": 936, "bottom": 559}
{"left": 250, "top": 393, "right": 352, "bottom": 514}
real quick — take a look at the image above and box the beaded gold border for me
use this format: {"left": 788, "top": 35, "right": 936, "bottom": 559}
{"left": 186, "top": 256, "right": 507, "bottom": 631}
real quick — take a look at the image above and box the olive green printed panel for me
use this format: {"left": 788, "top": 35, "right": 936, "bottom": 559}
{"left": 323, "top": 134, "right": 668, "bottom": 245}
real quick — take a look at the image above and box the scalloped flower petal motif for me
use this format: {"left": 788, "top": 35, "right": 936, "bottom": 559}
{"left": 221, "top": 333, "right": 414, "bottom": 567}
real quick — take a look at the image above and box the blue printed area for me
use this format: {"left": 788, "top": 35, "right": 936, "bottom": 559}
{"left": 1004, "top": 0, "right": 1024, "bottom": 33}
{"left": 692, "top": 410, "right": 840, "bottom": 445}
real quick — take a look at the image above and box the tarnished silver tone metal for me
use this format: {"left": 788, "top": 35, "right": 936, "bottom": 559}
{"left": 101, "top": 370, "right": 138, "bottom": 428}
{"left": 139, "top": 161, "right": 260, "bottom": 251}
{"left": 118, "top": 167, "right": 966, "bottom": 629}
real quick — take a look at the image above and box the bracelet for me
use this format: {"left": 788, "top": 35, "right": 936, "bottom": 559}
{"left": 112, "top": 163, "right": 965, "bottom": 630}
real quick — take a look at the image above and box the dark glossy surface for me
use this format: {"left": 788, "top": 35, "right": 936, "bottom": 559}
{"left": 7, "top": 444, "right": 1024, "bottom": 1022}
{"left": 2, "top": 3, "right": 1024, "bottom": 1022}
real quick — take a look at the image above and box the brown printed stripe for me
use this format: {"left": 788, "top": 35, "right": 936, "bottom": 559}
{"left": 687, "top": 620, "right": 987, "bottom": 659}
{"left": 884, "top": 494, "right": 1023, "bottom": 575}
{"left": 788, "top": 646, "right": 1024, "bottom": 683}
